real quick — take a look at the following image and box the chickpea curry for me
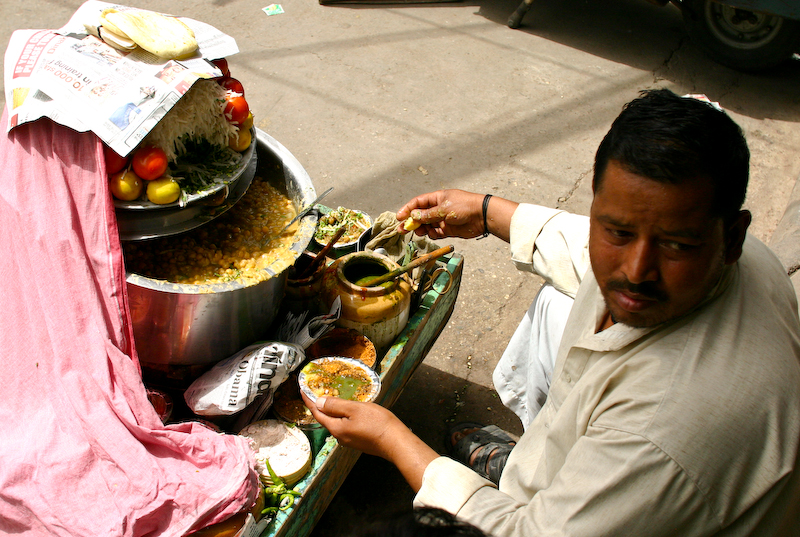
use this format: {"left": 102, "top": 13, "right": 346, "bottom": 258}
{"left": 123, "top": 176, "right": 298, "bottom": 285}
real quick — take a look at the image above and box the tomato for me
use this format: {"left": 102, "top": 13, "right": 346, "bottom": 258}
{"left": 218, "top": 77, "right": 245, "bottom": 96}
{"left": 109, "top": 170, "right": 143, "bottom": 201}
{"left": 223, "top": 93, "right": 250, "bottom": 125}
{"left": 103, "top": 145, "right": 129, "bottom": 174}
{"left": 228, "top": 128, "right": 252, "bottom": 152}
{"left": 212, "top": 58, "right": 230, "bottom": 78}
{"left": 146, "top": 177, "right": 181, "bottom": 205}
{"left": 132, "top": 146, "right": 168, "bottom": 181}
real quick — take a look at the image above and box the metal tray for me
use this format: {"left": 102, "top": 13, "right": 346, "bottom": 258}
{"left": 114, "top": 128, "right": 257, "bottom": 211}
{"left": 116, "top": 151, "right": 257, "bottom": 241}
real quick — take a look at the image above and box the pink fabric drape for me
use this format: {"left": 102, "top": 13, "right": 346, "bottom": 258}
{"left": 0, "top": 111, "right": 259, "bottom": 536}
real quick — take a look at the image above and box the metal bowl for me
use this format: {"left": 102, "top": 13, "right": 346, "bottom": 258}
{"left": 115, "top": 128, "right": 258, "bottom": 241}
{"left": 114, "top": 127, "right": 257, "bottom": 211}
{"left": 126, "top": 128, "right": 317, "bottom": 367}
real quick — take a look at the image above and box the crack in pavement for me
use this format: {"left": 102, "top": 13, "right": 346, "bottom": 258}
{"left": 556, "top": 168, "right": 590, "bottom": 208}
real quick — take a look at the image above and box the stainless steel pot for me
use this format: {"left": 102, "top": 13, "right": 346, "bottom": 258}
{"left": 126, "top": 129, "right": 317, "bottom": 366}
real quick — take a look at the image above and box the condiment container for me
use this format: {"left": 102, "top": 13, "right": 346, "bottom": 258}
{"left": 312, "top": 207, "right": 372, "bottom": 257}
{"left": 320, "top": 252, "right": 412, "bottom": 352}
{"left": 283, "top": 252, "right": 327, "bottom": 316}
{"left": 239, "top": 420, "right": 312, "bottom": 487}
{"left": 146, "top": 389, "right": 173, "bottom": 423}
{"left": 272, "top": 373, "right": 330, "bottom": 455}
{"left": 306, "top": 327, "right": 377, "bottom": 369}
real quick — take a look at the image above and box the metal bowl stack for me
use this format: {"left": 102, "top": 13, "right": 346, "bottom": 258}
{"left": 124, "top": 129, "right": 317, "bottom": 371}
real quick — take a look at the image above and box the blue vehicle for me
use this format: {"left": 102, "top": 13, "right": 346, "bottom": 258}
{"left": 508, "top": 0, "right": 800, "bottom": 71}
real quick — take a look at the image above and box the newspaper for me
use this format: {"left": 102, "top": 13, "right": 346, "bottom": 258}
{"left": 3, "top": 0, "right": 239, "bottom": 156}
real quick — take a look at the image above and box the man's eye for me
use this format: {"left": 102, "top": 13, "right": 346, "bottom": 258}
{"left": 663, "top": 240, "right": 696, "bottom": 252}
{"left": 607, "top": 229, "right": 632, "bottom": 239}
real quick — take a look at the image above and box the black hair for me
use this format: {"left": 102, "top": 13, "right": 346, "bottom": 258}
{"left": 593, "top": 88, "right": 749, "bottom": 222}
{"left": 348, "top": 508, "right": 488, "bottom": 537}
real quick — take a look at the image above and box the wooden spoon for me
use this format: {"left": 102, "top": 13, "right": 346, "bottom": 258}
{"left": 357, "top": 245, "right": 454, "bottom": 288}
{"left": 297, "top": 226, "right": 346, "bottom": 279}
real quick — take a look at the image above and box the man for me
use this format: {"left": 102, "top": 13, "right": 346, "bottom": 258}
{"left": 303, "top": 89, "right": 800, "bottom": 536}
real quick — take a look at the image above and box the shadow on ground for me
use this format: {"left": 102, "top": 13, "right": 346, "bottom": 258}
{"left": 317, "top": 0, "right": 800, "bottom": 122}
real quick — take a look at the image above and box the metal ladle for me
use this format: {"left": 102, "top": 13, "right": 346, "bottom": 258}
{"left": 262, "top": 186, "right": 333, "bottom": 247}
{"left": 280, "top": 186, "right": 333, "bottom": 233}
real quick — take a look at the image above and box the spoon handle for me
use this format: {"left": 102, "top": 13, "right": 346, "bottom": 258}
{"left": 359, "top": 245, "right": 454, "bottom": 287}
{"left": 298, "top": 226, "right": 346, "bottom": 279}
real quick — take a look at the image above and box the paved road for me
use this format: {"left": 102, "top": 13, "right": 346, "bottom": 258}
{"left": 3, "top": 0, "right": 799, "bottom": 535}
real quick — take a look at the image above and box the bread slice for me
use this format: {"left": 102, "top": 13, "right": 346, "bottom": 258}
{"left": 100, "top": 9, "right": 198, "bottom": 59}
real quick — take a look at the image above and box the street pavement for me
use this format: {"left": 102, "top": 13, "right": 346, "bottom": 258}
{"left": 2, "top": 0, "right": 799, "bottom": 535}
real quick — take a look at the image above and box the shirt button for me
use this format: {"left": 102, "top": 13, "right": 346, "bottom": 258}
{"left": 565, "top": 373, "right": 572, "bottom": 383}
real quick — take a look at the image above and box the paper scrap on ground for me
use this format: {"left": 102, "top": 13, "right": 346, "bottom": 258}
{"left": 263, "top": 4, "right": 285, "bottom": 15}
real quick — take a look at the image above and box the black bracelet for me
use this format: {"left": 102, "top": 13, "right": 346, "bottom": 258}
{"left": 476, "top": 194, "right": 492, "bottom": 240}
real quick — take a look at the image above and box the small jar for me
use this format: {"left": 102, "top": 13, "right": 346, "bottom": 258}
{"left": 284, "top": 252, "right": 327, "bottom": 315}
{"left": 321, "top": 252, "right": 412, "bottom": 353}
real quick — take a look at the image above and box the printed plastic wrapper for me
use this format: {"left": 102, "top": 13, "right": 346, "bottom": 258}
{"left": 185, "top": 341, "right": 305, "bottom": 416}
{"left": 276, "top": 296, "right": 341, "bottom": 349}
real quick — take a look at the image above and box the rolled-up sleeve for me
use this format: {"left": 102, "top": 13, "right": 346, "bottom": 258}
{"left": 413, "top": 457, "right": 497, "bottom": 513}
{"left": 414, "top": 429, "right": 717, "bottom": 537}
{"left": 509, "top": 204, "right": 591, "bottom": 298}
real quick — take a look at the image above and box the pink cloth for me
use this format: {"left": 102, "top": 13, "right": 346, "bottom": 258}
{"left": 0, "top": 111, "right": 260, "bottom": 536}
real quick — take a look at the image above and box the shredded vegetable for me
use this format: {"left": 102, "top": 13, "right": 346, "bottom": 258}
{"left": 314, "top": 207, "right": 370, "bottom": 245}
{"left": 168, "top": 137, "right": 242, "bottom": 194}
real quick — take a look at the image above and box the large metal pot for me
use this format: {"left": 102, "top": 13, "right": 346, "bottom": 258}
{"left": 126, "top": 129, "right": 317, "bottom": 367}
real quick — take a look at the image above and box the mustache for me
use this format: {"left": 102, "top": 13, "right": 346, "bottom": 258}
{"left": 605, "top": 279, "right": 667, "bottom": 302}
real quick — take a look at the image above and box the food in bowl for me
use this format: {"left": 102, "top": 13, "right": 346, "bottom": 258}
{"left": 273, "top": 373, "right": 318, "bottom": 426}
{"left": 123, "top": 176, "right": 298, "bottom": 285}
{"left": 109, "top": 79, "right": 253, "bottom": 205}
{"left": 306, "top": 328, "right": 377, "bottom": 368}
{"left": 299, "top": 357, "right": 380, "bottom": 403}
{"left": 314, "top": 207, "right": 371, "bottom": 247}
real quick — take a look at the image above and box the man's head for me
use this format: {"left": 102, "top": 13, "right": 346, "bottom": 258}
{"left": 589, "top": 89, "right": 752, "bottom": 328}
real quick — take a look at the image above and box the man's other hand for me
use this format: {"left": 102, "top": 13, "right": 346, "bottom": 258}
{"left": 302, "top": 393, "right": 438, "bottom": 491}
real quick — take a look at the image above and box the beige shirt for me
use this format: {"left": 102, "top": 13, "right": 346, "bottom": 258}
{"left": 414, "top": 203, "right": 800, "bottom": 537}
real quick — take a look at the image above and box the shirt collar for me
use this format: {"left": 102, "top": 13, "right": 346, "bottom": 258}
{"left": 575, "top": 263, "right": 737, "bottom": 352}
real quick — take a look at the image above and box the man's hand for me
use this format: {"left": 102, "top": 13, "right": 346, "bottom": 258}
{"left": 396, "top": 189, "right": 518, "bottom": 242}
{"left": 302, "top": 393, "right": 438, "bottom": 491}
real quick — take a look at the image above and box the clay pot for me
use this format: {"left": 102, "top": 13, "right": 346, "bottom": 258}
{"left": 320, "top": 252, "right": 412, "bottom": 353}
{"left": 284, "top": 252, "right": 327, "bottom": 316}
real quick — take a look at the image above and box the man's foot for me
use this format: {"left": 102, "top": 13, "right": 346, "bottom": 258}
{"left": 447, "top": 422, "right": 518, "bottom": 484}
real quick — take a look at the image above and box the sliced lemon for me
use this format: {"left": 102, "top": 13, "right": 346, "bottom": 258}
{"left": 403, "top": 216, "right": 421, "bottom": 231}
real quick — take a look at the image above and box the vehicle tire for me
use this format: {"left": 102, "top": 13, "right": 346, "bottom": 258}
{"left": 681, "top": 0, "right": 800, "bottom": 71}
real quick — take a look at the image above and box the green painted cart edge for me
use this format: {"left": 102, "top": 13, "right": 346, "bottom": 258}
{"left": 261, "top": 252, "right": 464, "bottom": 537}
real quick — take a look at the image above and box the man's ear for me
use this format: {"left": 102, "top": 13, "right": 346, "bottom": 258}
{"left": 724, "top": 210, "right": 752, "bottom": 265}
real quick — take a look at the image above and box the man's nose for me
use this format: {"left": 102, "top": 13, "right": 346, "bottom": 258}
{"left": 622, "top": 240, "right": 659, "bottom": 284}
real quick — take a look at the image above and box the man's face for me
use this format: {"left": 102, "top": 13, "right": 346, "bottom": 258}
{"left": 589, "top": 160, "right": 737, "bottom": 328}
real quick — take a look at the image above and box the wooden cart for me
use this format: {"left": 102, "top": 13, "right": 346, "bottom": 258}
{"left": 261, "top": 252, "right": 464, "bottom": 537}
